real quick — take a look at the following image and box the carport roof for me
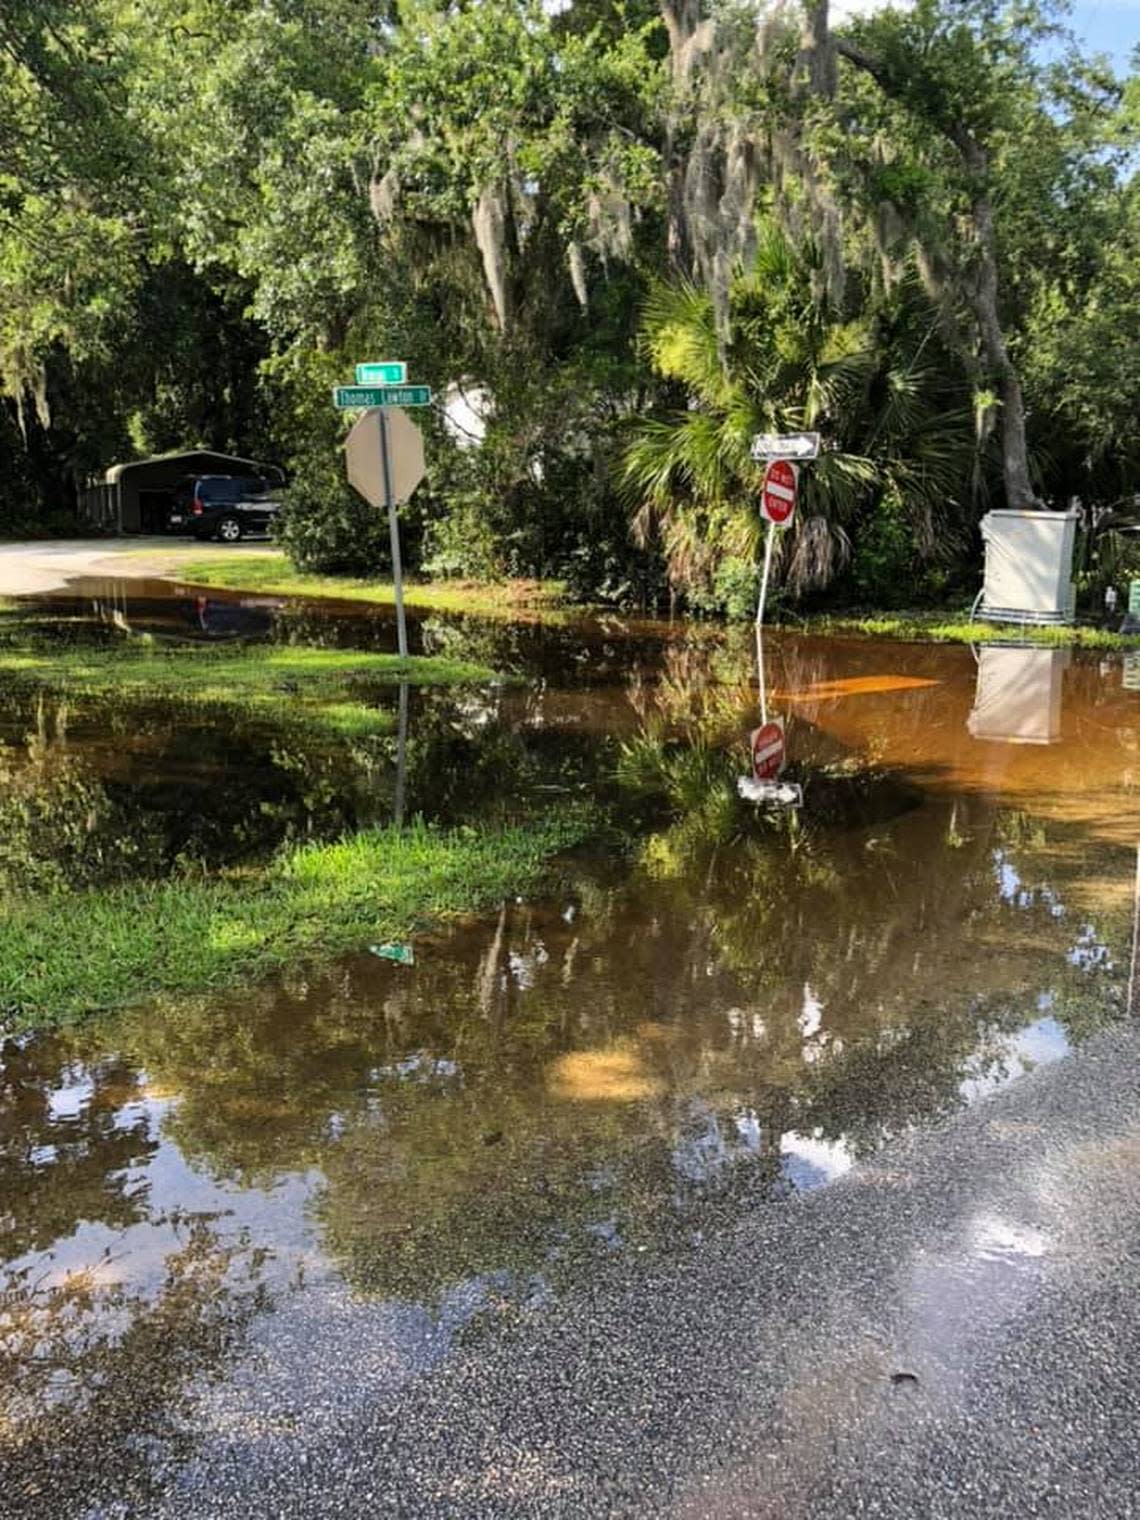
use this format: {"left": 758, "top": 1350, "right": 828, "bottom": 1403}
{"left": 104, "top": 450, "right": 270, "bottom": 485}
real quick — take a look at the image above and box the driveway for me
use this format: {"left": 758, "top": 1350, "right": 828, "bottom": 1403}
{"left": 0, "top": 538, "right": 275, "bottom": 597}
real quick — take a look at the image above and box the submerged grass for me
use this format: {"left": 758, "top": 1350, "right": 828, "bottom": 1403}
{"left": 0, "top": 642, "right": 496, "bottom": 692}
{"left": 1, "top": 806, "right": 599, "bottom": 1027}
{"left": 176, "top": 553, "right": 572, "bottom": 619}
{"left": 0, "top": 642, "right": 496, "bottom": 737}
{"left": 809, "top": 612, "right": 1140, "bottom": 650}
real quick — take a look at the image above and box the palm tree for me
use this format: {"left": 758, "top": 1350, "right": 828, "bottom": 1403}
{"left": 621, "top": 222, "right": 981, "bottom": 606}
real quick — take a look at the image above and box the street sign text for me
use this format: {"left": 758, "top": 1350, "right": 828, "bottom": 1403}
{"left": 356, "top": 361, "right": 408, "bottom": 385}
{"left": 750, "top": 718, "right": 786, "bottom": 781}
{"left": 761, "top": 459, "right": 797, "bottom": 526}
{"left": 334, "top": 384, "right": 432, "bottom": 410}
{"left": 751, "top": 432, "right": 820, "bottom": 461}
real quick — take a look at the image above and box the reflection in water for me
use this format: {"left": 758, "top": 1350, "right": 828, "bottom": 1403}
{"left": 0, "top": 1212, "right": 273, "bottom": 1514}
{"left": 3, "top": 592, "right": 1140, "bottom": 1506}
{"left": 740, "top": 626, "right": 802, "bottom": 809}
{"left": 4, "top": 579, "right": 278, "bottom": 645}
{"left": 0, "top": 692, "right": 397, "bottom": 891}
{"left": 2, "top": 792, "right": 1124, "bottom": 1306}
{"left": 968, "top": 646, "right": 1069, "bottom": 745}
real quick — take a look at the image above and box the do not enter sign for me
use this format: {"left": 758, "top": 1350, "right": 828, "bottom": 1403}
{"left": 750, "top": 717, "right": 786, "bottom": 780}
{"left": 761, "top": 459, "right": 797, "bottom": 526}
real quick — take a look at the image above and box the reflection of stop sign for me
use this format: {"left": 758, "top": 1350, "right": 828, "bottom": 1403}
{"left": 761, "top": 459, "right": 797, "bottom": 526}
{"left": 750, "top": 718, "right": 785, "bottom": 780}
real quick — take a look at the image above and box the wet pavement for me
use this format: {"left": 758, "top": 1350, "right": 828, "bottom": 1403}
{"left": 3, "top": 575, "right": 1140, "bottom": 1515}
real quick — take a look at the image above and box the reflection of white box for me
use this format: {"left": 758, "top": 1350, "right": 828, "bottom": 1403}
{"left": 980, "top": 510, "right": 1078, "bottom": 625}
{"left": 967, "top": 647, "right": 1068, "bottom": 744}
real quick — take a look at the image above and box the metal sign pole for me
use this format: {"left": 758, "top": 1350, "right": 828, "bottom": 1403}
{"left": 756, "top": 621, "right": 768, "bottom": 726}
{"left": 394, "top": 679, "right": 409, "bottom": 829}
{"left": 379, "top": 407, "right": 408, "bottom": 661}
{"left": 755, "top": 520, "right": 776, "bottom": 629}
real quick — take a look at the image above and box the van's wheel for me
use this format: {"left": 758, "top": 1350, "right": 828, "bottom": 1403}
{"left": 216, "top": 516, "right": 242, "bottom": 543}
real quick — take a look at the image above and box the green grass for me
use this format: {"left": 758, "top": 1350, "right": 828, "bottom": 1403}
{"left": 301, "top": 700, "right": 396, "bottom": 737}
{"left": 175, "top": 553, "right": 572, "bottom": 619}
{"left": 1, "top": 806, "right": 599, "bottom": 1027}
{"left": 0, "top": 642, "right": 496, "bottom": 692}
{"left": 0, "top": 642, "right": 497, "bottom": 737}
{"left": 809, "top": 611, "right": 1140, "bottom": 649}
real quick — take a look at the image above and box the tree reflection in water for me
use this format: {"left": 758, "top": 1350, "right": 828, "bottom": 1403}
{"left": 0, "top": 1035, "right": 156, "bottom": 1264}
{"left": 2, "top": 611, "right": 1137, "bottom": 1446}
{"left": 0, "top": 1213, "right": 271, "bottom": 1514}
{"left": 48, "top": 776, "right": 1122, "bottom": 1306}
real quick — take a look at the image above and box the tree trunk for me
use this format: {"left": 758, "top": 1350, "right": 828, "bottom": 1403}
{"left": 660, "top": 0, "right": 703, "bottom": 275}
{"left": 798, "top": 0, "right": 835, "bottom": 98}
{"left": 962, "top": 152, "right": 1037, "bottom": 509}
{"left": 835, "top": 38, "right": 1039, "bottom": 511}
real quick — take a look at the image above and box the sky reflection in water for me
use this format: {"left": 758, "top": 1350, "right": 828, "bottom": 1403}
{"left": 2, "top": 594, "right": 1138, "bottom": 1481}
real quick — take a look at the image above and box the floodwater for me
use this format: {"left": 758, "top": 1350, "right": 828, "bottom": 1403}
{"left": 2, "top": 578, "right": 1139, "bottom": 1511}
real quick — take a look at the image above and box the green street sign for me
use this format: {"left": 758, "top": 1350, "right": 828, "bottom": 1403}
{"left": 333, "top": 385, "right": 432, "bottom": 409}
{"left": 356, "top": 361, "right": 407, "bottom": 385}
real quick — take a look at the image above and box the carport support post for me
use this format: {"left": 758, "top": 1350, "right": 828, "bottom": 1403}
{"left": 379, "top": 407, "right": 408, "bottom": 661}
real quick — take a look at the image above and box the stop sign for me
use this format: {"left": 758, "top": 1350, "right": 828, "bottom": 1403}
{"left": 750, "top": 718, "right": 785, "bottom": 780}
{"left": 761, "top": 459, "right": 797, "bottom": 526}
{"left": 346, "top": 405, "right": 425, "bottom": 509}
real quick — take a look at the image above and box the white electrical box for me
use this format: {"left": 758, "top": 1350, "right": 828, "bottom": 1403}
{"left": 979, "top": 510, "right": 1078, "bottom": 625}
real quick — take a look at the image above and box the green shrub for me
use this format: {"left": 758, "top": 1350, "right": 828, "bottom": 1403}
{"left": 275, "top": 452, "right": 393, "bottom": 575}
{"left": 420, "top": 490, "right": 500, "bottom": 580}
{"left": 849, "top": 491, "right": 913, "bottom": 607}
{"left": 684, "top": 555, "right": 761, "bottom": 621}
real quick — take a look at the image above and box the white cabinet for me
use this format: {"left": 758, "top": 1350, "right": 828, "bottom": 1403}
{"left": 980, "top": 510, "right": 1077, "bottom": 624}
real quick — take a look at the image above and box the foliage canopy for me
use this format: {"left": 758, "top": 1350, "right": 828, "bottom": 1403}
{"left": 1, "top": 0, "right": 1136, "bottom": 610}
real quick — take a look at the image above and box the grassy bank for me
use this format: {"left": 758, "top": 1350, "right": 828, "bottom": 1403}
{"left": 175, "top": 553, "right": 572, "bottom": 619}
{"left": 808, "top": 612, "right": 1140, "bottom": 650}
{"left": 0, "top": 642, "right": 498, "bottom": 737}
{"left": 168, "top": 561, "right": 1136, "bottom": 646}
{"left": 1, "top": 806, "right": 598, "bottom": 1027}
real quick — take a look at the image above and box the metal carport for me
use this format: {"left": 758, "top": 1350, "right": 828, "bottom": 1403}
{"left": 79, "top": 450, "right": 284, "bottom": 533}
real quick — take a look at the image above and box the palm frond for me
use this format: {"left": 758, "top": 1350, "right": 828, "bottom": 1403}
{"left": 622, "top": 223, "right": 978, "bottom": 602}
{"left": 639, "top": 279, "right": 727, "bottom": 403}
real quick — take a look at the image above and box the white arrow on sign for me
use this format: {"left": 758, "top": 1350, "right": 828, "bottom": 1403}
{"left": 751, "top": 431, "right": 820, "bottom": 461}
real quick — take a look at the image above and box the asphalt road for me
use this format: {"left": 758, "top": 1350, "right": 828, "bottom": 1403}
{"left": 4, "top": 537, "right": 1140, "bottom": 1516}
{"left": 0, "top": 537, "right": 274, "bottom": 596}
{"left": 15, "top": 1014, "right": 1129, "bottom": 1520}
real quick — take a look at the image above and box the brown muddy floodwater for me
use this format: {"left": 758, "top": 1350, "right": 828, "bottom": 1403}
{"left": 2, "top": 579, "right": 1140, "bottom": 1508}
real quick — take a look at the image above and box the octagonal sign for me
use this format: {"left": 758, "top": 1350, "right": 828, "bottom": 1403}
{"left": 345, "top": 406, "right": 425, "bottom": 509}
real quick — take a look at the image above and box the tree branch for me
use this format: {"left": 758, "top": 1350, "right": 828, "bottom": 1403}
{"left": 833, "top": 36, "right": 890, "bottom": 93}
